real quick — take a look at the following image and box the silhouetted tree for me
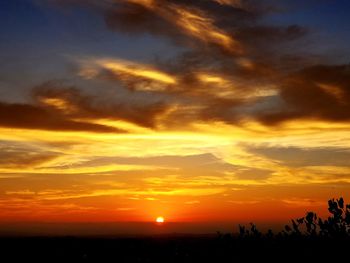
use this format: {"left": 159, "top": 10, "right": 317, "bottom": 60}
{"left": 238, "top": 197, "right": 350, "bottom": 239}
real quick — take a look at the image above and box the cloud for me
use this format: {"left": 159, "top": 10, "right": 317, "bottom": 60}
{"left": 104, "top": 0, "right": 245, "bottom": 54}
{"left": 33, "top": 82, "right": 173, "bottom": 129}
{"left": 43, "top": 0, "right": 350, "bottom": 129}
{"left": 0, "top": 140, "right": 59, "bottom": 168}
{"left": 281, "top": 198, "right": 324, "bottom": 207}
{"left": 43, "top": 152, "right": 274, "bottom": 182}
{"left": 55, "top": 0, "right": 309, "bottom": 63}
{"left": 234, "top": 167, "right": 273, "bottom": 180}
{"left": 48, "top": 153, "right": 236, "bottom": 171}
{"left": 257, "top": 64, "right": 350, "bottom": 124}
{"left": 79, "top": 58, "right": 177, "bottom": 92}
{"left": 246, "top": 145, "right": 350, "bottom": 167}
{"left": 0, "top": 101, "right": 122, "bottom": 133}
{"left": 43, "top": 63, "right": 350, "bottom": 134}
{"left": 1, "top": 2, "right": 347, "bottom": 154}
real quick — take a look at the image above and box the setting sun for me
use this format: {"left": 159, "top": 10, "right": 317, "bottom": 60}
{"left": 156, "top": 217, "right": 165, "bottom": 223}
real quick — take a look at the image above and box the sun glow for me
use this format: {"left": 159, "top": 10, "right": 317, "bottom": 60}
{"left": 156, "top": 216, "right": 165, "bottom": 223}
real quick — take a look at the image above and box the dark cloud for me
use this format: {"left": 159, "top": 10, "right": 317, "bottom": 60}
{"left": 235, "top": 24, "right": 308, "bottom": 60}
{"left": 257, "top": 64, "right": 350, "bottom": 124}
{"left": 33, "top": 82, "right": 172, "bottom": 128}
{"left": 35, "top": 0, "right": 350, "bottom": 127}
{"left": 104, "top": 2, "right": 181, "bottom": 40}
{"left": 50, "top": 0, "right": 305, "bottom": 56}
{"left": 0, "top": 100, "right": 124, "bottom": 133}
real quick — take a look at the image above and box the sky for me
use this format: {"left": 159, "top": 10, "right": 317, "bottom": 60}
{"left": 0, "top": 0, "right": 350, "bottom": 230}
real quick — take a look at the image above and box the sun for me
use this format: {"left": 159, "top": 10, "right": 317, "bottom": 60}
{"left": 156, "top": 216, "right": 165, "bottom": 223}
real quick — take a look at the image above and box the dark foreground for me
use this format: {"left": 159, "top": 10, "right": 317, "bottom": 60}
{"left": 1, "top": 198, "right": 349, "bottom": 262}
{"left": 1, "top": 235, "right": 349, "bottom": 262}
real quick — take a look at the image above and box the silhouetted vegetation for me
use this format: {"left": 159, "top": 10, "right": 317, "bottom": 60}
{"left": 236, "top": 197, "right": 350, "bottom": 239}
{"left": 0, "top": 198, "right": 349, "bottom": 262}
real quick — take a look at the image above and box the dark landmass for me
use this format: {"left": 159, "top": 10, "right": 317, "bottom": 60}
{"left": 0, "top": 198, "right": 349, "bottom": 262}
{"left": 0, "top": 234, "right": 349, "bottom": 262}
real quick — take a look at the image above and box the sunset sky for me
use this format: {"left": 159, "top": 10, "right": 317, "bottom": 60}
{"left": 1, "top": 0, "right": 350, "bottom": 229}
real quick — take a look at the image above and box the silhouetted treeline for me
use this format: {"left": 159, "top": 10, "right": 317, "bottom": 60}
{"left": 235, "top": 197, "right": 350, "bottom": 239}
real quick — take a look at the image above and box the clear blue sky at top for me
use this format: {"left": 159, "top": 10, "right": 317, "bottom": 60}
{"left": 263, "top": 0, "right": 350, "bottom": 62}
